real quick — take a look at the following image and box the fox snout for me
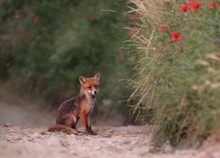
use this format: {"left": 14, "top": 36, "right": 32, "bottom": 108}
{"left": 85, "top": 88, "right": 99, "bottom": 99}
{"left": 90, "top": 89, "right": 98, "bottom": 98}
{"left": 91, "top": 92, "right": 96, "bottom": 98}
{"left": 91, "top": 90, "right": 97, "bottom": 95}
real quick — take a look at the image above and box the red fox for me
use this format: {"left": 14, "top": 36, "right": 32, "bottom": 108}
{"left": 48, "top": 73, "right": 100, "bottom": 135}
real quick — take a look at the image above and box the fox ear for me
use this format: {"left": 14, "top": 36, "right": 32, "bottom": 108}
{"left": 79, "top": 76, "right": 87, "bottom": 85}
{"left": 94, "top": 72, "right": 101, "bottom": 81}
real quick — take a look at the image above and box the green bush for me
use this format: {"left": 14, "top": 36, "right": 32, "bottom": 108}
{"left": 0, "top": 0, "right": 130, "bottom": 112}
{"left": 127, "top": 0, "right": 220, "bottom": 147}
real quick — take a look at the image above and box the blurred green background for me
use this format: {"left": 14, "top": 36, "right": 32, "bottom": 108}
{"left": 0, "top": 0, "right": 131, "bottom": 120}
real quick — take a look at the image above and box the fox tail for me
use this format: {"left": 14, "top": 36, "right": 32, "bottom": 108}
{"left": 48, "top": 125, "right": 78, "bottom": 135}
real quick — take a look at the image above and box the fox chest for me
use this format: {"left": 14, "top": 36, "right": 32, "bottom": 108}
{"left": 80, "top": 100, "right": 94, "bottom": 115}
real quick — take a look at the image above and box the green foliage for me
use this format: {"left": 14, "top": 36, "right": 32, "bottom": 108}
{"left": 127, "top": 0, "right": 220, "bottom": 147}
{"left": 0, "top": 0, "right": 130, "bottom": 111}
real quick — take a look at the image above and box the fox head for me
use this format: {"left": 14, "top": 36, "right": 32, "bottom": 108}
{"left": 79, "top": 73, "right": 101, "bottom": 99}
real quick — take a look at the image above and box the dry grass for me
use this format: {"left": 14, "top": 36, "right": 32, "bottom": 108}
{"left": 127, "top": 0, "right": 220, "bottom": 147}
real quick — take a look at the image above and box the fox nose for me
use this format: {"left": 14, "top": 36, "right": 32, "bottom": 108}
{"left": 94, "top": 90, "right": 97, "bottom": 94}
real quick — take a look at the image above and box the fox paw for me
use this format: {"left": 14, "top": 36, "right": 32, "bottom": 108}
{"left": 84, "top": 130, "right": 97, "bottom": 135}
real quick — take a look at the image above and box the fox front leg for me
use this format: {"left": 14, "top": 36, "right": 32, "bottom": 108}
{"left": 87, "top": 114, "right": 96, "bottom": 135}
{"left": 80, "top": 112, "right": 96, "bottom": 135}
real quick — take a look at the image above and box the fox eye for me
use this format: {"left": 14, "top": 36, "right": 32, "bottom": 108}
{"left": 87, "top": 86, "right": 91, "bottom": 89}
{"left": 95, "top": 85, "right": 99, "bottom": 88}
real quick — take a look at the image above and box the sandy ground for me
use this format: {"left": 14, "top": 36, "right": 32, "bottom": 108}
{"left": 1, "top": 124, "right": 220, "bottom": 158}
{"left": 0, "top": 97, "right": 220, "bottom": 158}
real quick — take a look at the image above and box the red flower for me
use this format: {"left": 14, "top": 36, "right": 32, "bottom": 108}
{"left": 128, "top": 29, "right": 137, "bottom": 36}
{"left": 188, "top": 2, "right": 195, "bottom": 8}
{"left": 134, "top": 22, "right": 141, "bottom": 27}
{"left": 34, "top": 16, "right": 40, "bottom": 24}
{"left": 172, "top": 32, "right": 183, "bottom": 42}
{"left": 181, "top": 5, "right": 188, "bottom": 12}
{"left": 14, "top": 10, "right": 21, "bottom": 21}
{"left": 117, "top": 55, "right": 125, "bottom": 62}
{"left": 135, "top": 12, "right": 142, "bottom": 17}
{"left": 130, "top": 16, "right": 137, "bottom": 21}
{"left": 89, "top": 16, "right": 96, "bottom": 21}
{"left": 194, "top": 2, "right": 202, "bottom": 9}
{"left": 209, "top": 2, "right": 219, "bottom": 10}
{"left": 159, "top": 24, "right": 168, "bottom": 31}
{"left": 188, "top": 2, "right": 201, "bottom": 12}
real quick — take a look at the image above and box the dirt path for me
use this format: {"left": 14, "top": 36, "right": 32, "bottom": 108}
{"left": 0, "top": 99, "right": 220, "bottom": 158}
{"left": 1, "top": 125, "right": 220, "bottom": 158}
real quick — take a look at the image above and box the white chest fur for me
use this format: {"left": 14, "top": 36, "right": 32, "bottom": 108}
{"left": 86, "top": 98, "right": 96, "bottom": 114}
